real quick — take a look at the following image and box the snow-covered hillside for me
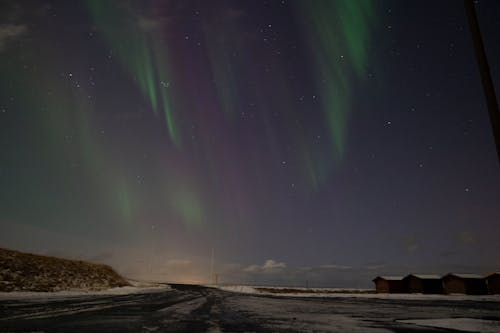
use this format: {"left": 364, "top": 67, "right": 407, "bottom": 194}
{"left": 0, "top": 248, "right": 129, "bottom": 292}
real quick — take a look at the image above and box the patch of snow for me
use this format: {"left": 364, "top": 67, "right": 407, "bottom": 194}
{"left": 398, "top": 318, "right": 500, "bottom": 333}
{"left": 158, "top": 296, "right": 206, "bottom": 315}
{"left": 375, "top": 276, "right": 404, "bottom": 280}
{"left": 126, "top": 279, "right": 168, "bottom": 288}
{"left": 445, "top": 273, "right": 483, "bottom": 279}
{"left": 0, "top": 283, "right": 170, "bottom": 300}
{"left": 407, "top": 274, "right": 441, "bottom": 279}
{"left": 215, "top": 285, "right": 259, "bottom": 294}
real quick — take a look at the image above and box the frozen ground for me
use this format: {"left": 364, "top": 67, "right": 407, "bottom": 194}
{"left": 0, "top": 284, "right": 499, "bottom": 332}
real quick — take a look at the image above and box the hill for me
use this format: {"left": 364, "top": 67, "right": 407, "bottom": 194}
{"left": 0, "top": 248, "right": 129, "bottom": 292}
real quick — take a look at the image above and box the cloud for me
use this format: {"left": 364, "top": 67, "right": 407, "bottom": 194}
{"left": 243, "top": 264, "right": 260, "bottom": 273}
{"left": 243, "top": 259, "right": 286, "bottom": 273}
{"left": 262, "top": 259, "right": 286, "bottom": 269}
{"left": 0, "top": 24, "right": 27, "bottom": 51}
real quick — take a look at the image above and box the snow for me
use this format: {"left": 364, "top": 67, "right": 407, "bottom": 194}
{"left": 374, "top": 276, "right": 404, "bottom": 280}
{"left": 398, "top": 318, "right": 500, "bottom": 332}
{"left": 158, "top": 295, "right": 206, "bottom": 315}
{"left": 220, "top": 290, "right": 500, "bottom": 332}
{"left": 224, "top": 293, "right": 392, "bottom": 332}
{"left": 215, "top": 284, "right": 500, "bottom": 301}
{"left": 445, "top": 273, "right": 484, "bottom": 279}
{"left": 215, "top": 285, "right": 260, "bottom": 294}
{"left": 0, "top": 281, "right": 170, "bottom": 300}
{"left": 408, "top": 274, "right": 441, "bottom": 279}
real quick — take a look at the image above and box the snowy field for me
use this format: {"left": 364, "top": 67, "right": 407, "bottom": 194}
{"left": 216, "top": 284, "right": 500, "bottom": 301}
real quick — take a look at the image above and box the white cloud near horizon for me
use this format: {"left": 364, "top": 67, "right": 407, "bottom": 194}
{"left": 244, "top": 259, "right": 287, "bottom": 273}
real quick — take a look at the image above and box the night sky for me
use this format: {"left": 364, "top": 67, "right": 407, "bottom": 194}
{"left": 1, "top": 0, "right": 499, "bottom": 287}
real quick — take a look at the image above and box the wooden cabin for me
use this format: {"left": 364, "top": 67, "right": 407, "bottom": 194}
{"left": 484, "top": 272, "right": 500, "bottom": 294}
{"left": 373, "top": 276, "right": 405, "bottom": 293}
{"left": 403, "top": 274, "right": 443, "bottom": 294}
{"left": 442, "top": 273, "right": 488, "bottom": 295}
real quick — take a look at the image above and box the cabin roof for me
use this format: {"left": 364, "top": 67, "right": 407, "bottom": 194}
{"left": 444, "top": 273, "right": 482, "bottom": 279}
{"left": 484, "top": 272, "right": 500, "bottom": 278}
{"left": 373, "top": 276, "right": 404, "bottom": 281}
{"left": 405, "top": 274, "right": 441, "bottom": 279}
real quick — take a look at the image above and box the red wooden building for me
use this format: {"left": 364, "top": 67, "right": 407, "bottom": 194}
{"left": 442, "top": 273, "right": 488, "bottom": 295}
{"left": 373, "top": 276, "right": 405, "bottom": 293}
{"left": 403, "top": 274, "right": 443, "bottom": 294}
{"left": 485, "top": 272, "right": 500, "bottom": 294}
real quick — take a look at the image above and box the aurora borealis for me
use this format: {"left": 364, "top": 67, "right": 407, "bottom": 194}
{"left": 1, "top": 0, "right": 499, "bottom": 287}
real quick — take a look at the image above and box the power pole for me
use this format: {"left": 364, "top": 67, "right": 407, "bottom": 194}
{"left": 464, "top": 0, "right": 500, "bottom": 163}
{"left": 209, "top": 247, "right": 214, "bottom": 284}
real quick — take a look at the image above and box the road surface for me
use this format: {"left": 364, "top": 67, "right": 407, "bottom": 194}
{"left": 1, "top": 284, "right": 500, "bottom": 332}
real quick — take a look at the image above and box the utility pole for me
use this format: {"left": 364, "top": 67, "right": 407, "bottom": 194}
{"left": 149, "top": 225, "right": 156, "bottom": 276}
{"left": 464, "top": 0, "right": 500, "bottom": 163}
{"left": 209, "top": 247, "right": 214, "bottom": 284}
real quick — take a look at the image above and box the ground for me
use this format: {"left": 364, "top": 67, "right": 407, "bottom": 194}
{"left": 1, "top": 284, "right": 500, "bottom": 332}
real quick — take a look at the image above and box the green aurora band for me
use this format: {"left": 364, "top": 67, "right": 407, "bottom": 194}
{"left": 86, "top": 0, "right": 181, "bottom": 148}
{"left": 200, "top": 0, "right": 376, "bottom": 190}
{"left": 297, "top": 0, "right": 376, "bottom": 156}
{"left": 86, "top": 1, "right": 206, "bottom": 228}
{"left": 0, "top": 0, "right": 376, "bottom": 236}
